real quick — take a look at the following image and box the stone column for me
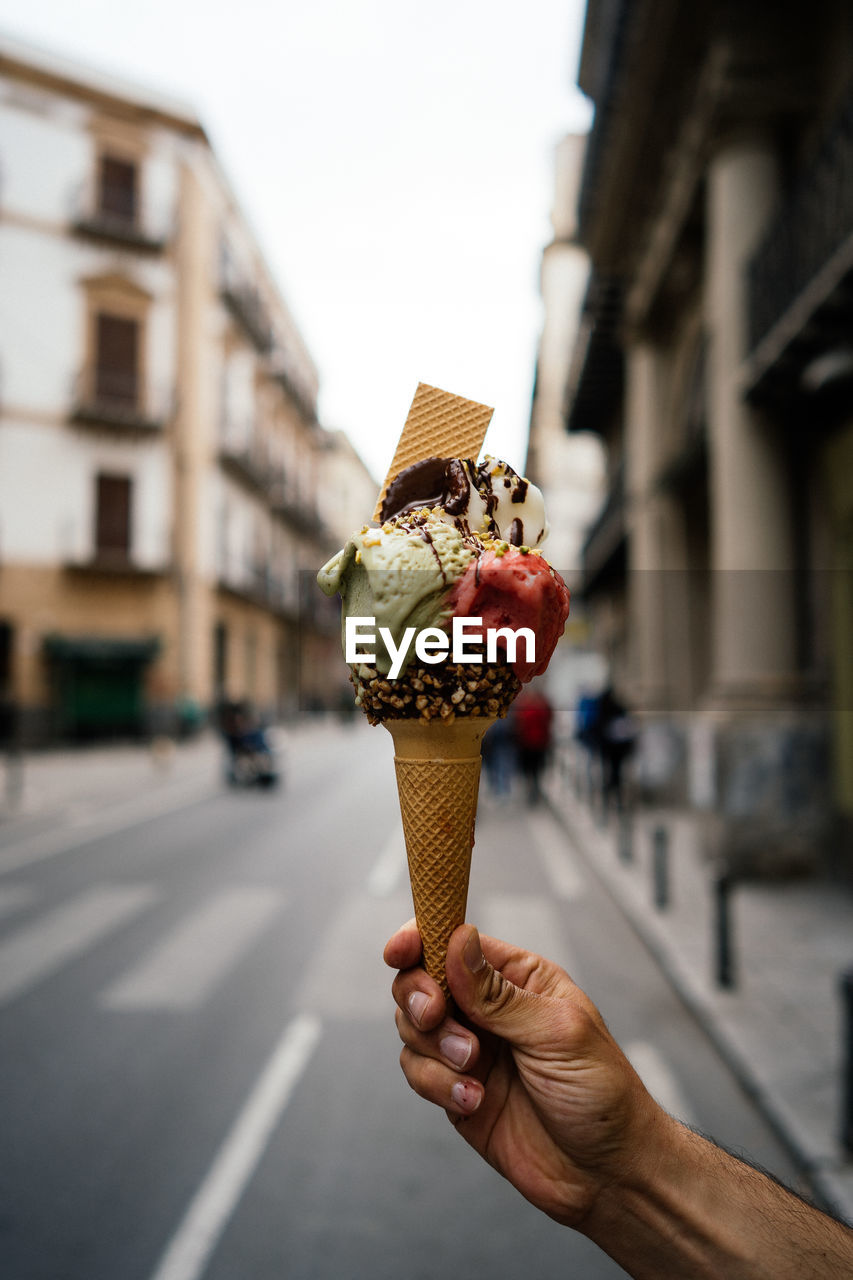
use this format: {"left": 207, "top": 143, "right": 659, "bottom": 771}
{"left": 702, "top": 135, "right": 826, "bottom": 870}
{"left": 625, "top": 340, "right": 668, "bottom": 712}
{"left": 625, "top": 340, "right": 694, "bottom": 800}
{"left": 704, "top": 136, "right": 797, "bottom": 699}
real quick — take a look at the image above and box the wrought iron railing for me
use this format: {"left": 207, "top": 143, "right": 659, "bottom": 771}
{"left": 564, "top": 274, "right": 624, "bottom": 436}
{"left": 58, "top": 516, "right": 171, "bottom": 575}
{"left": 69, "top": 182, "right": 170, "bottom": 251}
{"left": 219, "top": 244, "right": 273, "bottom": 354}
{"left": 270, "top": 355, "right": 318, "bottom": 423}
{"left": 748, "top": 88, "right": 853, "bottom": 355}
{"left": 69, "top": 370, "right": 171, "bottom": 432}
{"left": 218, "top": 437, "right": 275, "bottom": 496}
{"left": 580, "top": 461, "right": 626, "bottom": 590}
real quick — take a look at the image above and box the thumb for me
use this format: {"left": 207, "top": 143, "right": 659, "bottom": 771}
{"left": 446, "top": 924, "right": 553, "bottom": 1047}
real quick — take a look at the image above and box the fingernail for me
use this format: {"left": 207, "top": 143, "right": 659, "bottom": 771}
{"left": 440, "top": 1034, "right": 472, "bottom": 1069}
{"left": 407, "top": 990, "right": 430, "bottom": 1026}
{"left": 463, "top": 929, "right": 485, "bottom": 974}
{"left": 451, "top": 1080, "right": 481, "bottom": 1113}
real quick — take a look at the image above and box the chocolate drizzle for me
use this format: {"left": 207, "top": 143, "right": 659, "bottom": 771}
{"left": 419, "top": 524, "right": 446, "bottom": 583}
{"left": 380, "top": 456, "right": 472, "bottom": 523}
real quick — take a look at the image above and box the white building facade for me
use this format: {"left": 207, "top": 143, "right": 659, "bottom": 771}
{"left": 0, "top": 37, "right": 337, "bottom": 740}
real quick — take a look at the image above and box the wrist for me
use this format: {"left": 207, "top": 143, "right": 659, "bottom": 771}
{"left": 581, "top": 1110, "right": 748, "bottom": 1280}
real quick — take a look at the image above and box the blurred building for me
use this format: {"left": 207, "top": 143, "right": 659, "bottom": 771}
{"left": 0, "top": 35, "right": 344, "bottom": 742}
{"left": 317, "top": 428, "right": 378, "bottom": 550}
{"left": 526, "top": 133, "right": 607, "bottom": 710}
{"left": 566, "top": 0, "right": 853, "bottom": 869}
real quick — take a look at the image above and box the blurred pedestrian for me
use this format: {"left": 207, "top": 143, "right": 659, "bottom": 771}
{"left": 573, "top": 687, "right": 600, "bottom": 799}
{"left": 511, "top": 685, "right": 553, "bottom": 805}
{"left": 481, "top": 715, "right": 516, "bottom": 798}
{"left": 595, "top": 685, "right": 635, "bottom": 813}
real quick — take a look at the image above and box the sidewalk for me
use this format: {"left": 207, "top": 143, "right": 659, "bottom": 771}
{"left": 0, "top": 717, "right": 347, "bottom": 833}
{"left": 0, "top": 733, "right": 220, "bottom": 830}
{"left": 545, "top": 765, "right": 853, "bottom": 1223}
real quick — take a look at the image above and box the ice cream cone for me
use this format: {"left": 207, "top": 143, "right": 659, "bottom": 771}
{"left": 385, "top": 715, "right": 496, "bottom": 1000}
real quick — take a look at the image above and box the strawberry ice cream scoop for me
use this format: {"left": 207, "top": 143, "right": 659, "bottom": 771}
{"left": 446, "top": 546, "right": 570, "bottom": 683}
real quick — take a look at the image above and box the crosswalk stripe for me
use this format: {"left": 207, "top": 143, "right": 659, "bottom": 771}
{"left": 0, "top": 778, "right": 214, "bottom": 876}
{"left": 0, "top": 884, "right": 158, "bottom": 1006}
{"left": 624, "top": 1040, "right": 695, "bottom": 1125}
{"left": 527, "top": 809, "right": 587, "bottom": 900}
{"left": 100, "top": 887, "right": 285, "bottom": 1011}
{"left": 366, "top": 827, "right": 406, "bottom": 897}
{"left": 477, "top": 891, "right": 581, "bottom": 984}
{"left": 0, "top": 883, "right": 36, "bottom": 918}
{"left": 148, "top": 1013, "right": 322, "bottom": 1280}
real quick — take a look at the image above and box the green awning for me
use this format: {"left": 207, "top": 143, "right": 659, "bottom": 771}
{"left": 43, "top": 635, "right": 160, "bottom": 664}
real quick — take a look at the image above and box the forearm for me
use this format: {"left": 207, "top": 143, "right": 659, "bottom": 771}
{"left": 583, "top": 1114, "right": 853, "bottom": 1280}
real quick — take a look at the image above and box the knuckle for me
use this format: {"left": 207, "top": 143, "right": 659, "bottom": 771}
{"left": 479, "top": 963, "right": 518, "bottom": 1014}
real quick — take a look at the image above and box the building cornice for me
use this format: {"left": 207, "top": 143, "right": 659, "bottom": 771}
{"left": 0, "top": 38, "right": 208, "bottom": 144}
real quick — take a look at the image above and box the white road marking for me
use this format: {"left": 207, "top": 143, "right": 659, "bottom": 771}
{"left": 477, "top": 892, "right": 582, "bottom": 984}
{"left": 0, "top": 778, "right": 215, "bottom": 876}
{"left": 366, "top": 827, "right": 406, "bottom": 897}
{"left": 527, "top": 809, "right": 587, "bottom": 900}
{"left": 100, "top": 887, "right": 285, "bottom": 1011}
{"left": 0, "top": 883, "right": 36, "bottom": 918}
{"left": 295, "top": 893, "right": 412, "bottom": 1019}
{"left": 147, "top": 1013, "right": 322, "bottom": 1280}
{"left": 624, "top": 1040, "right": 695, "bottom": 1125}
{"left": 0, "top": 884, "right": 158, "bottom": 1005}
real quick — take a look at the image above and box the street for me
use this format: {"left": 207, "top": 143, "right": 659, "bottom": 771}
{"left": 0, "top": 721, "right": 807, "bottom": 1280}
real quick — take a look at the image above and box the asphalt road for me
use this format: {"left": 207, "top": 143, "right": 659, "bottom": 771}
{"left": 0, "top": 722, "right": 806, "bottom": 1280}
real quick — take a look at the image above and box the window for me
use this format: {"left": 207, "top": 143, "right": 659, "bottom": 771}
{"left": 98, "top": 154, "right": 138, "bottom": 226}
{"left": 95, "top": 313, "right": 139, "bottom": 408}
{"left": 95, "top": 473, "right": 132, "bottom": 558}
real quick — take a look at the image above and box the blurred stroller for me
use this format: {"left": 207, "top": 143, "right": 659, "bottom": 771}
{"left": 218, "top": 700, "right": 281, "bottom": 789}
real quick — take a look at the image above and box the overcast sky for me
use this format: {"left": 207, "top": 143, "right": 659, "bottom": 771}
{"left": 0, "top": 1, "right": 592, "bottom": 481}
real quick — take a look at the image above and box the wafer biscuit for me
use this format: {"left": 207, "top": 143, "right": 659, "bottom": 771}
{"left": 373, "top": 383, "right": 493, "bottom": 520}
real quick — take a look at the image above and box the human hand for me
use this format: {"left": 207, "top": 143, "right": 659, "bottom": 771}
{"left": 384, "top": 919, "right": 672, "bottom": 1229}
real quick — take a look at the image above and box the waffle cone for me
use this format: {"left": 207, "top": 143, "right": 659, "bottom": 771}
{"left": 386, "top": 716, "right": 496, "bottom": 999}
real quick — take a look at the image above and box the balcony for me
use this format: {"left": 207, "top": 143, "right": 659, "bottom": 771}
{"left": 59, "top": 514, "right": 170, "bottom": 578}
{"left": 564, "top": 275, "right": 624, "bottom": 438}
{"left": 218, "top": 435, "right": 276, "bottom": 498}
{"left": 220, "top": 246, "right": 273, "bottom": 354}
{"left": 69, "top": 183, "right": 170, "bottom": 253}
{"left": 216, "top": 561, "right": 298, "bottom": 619}
{"left": 269, "top": 350, "right": 318, "bottom": 424}
{"left": 69, "top": 370, "right": 171, "bottom": 434}
{"left": 62, "top": 548, "right": 169, "bottom": 579}
{"left": 745, "top": 88, "right": 853, "bottom": 404}
{"left": 580, "top": 463, "right": 627, "bottom": 597}
{"left": 268, "top": 478, "right": 329, "bottom": 544}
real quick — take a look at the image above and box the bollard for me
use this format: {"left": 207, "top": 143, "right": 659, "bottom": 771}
{"left": 618, "top": 806, "right": 633, "bottom": 863}
{"left": 841, "top": 969, "right": 853, "bottom": 1155}
{"left": 652, "top": 825, "right": 669, "bottom": 909}
{"left": 713, "top": 874, "right": 736, "bottom": 990}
